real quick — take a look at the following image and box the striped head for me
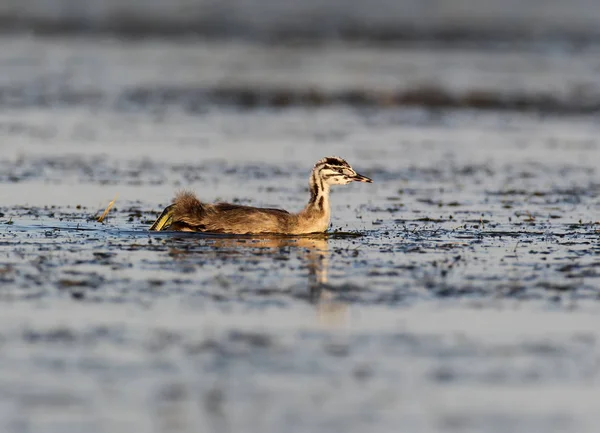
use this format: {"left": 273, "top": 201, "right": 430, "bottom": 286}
{"left": 313, "top": 156, "right": 373, "bottom": 186}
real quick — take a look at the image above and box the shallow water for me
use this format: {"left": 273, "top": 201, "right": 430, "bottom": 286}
{"left": 1, "top": 36, "right": 600, "bottom": 433}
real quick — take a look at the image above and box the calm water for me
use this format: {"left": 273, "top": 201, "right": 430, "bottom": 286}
{"left": 1, "top": 36, "right": 600, "bottom": 433}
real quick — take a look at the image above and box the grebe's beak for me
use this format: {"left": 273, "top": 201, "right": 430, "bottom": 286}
{"left": 351, "top": 173, "right": 373, "bottom": 183}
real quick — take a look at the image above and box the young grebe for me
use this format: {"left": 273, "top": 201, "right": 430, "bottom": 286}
{"left": 149, "top": 156, "right": 372, "bottom": 234}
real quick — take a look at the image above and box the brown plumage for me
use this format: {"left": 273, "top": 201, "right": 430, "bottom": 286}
{"left": 149, "top": 156, "right": 372, "bottom": 234}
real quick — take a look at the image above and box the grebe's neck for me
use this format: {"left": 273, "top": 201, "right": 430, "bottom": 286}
{"left": 307, "top": 168, "right": 330, "bottom": 213}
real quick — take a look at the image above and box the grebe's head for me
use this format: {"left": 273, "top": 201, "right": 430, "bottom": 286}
{"left": 313, "top": 156, "right": 372, "bottom": 186}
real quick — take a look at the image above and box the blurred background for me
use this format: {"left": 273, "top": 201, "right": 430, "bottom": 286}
{"left": 5, "top": 0, "right": 600, "bottom": 40}
{"left": 1, "top": 0, "right": 600, "bottom": 117}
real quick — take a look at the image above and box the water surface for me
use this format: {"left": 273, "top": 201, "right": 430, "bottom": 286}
{"left": 1, "top": 36, "right": 600, "bottom": 433}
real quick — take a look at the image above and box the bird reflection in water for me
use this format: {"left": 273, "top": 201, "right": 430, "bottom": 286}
{"left": 296, "top": 236, "right": 349, "bottom": 326}
{"left": 165, "top": 234, "right": 348, "bottom": 324}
